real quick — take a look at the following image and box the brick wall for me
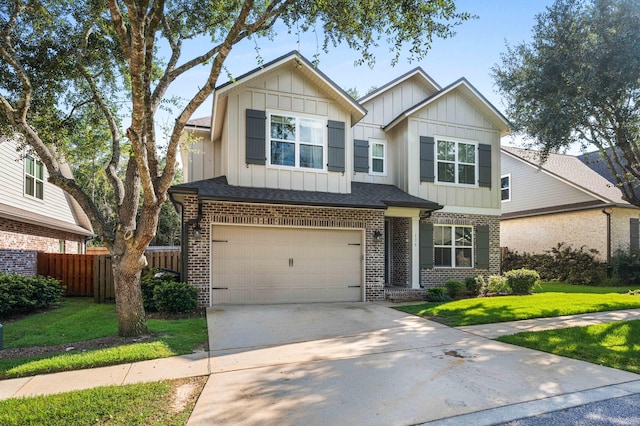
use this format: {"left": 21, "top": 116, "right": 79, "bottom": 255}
{"left": 420, "top": 212, "right": 501, "bottom": 288}
{"left": 0, "top": 217, "right": 85, "bottom": 276}
{"left": 182, "top": 196, "right": 385, "bottom": 306}
{"left": 0, "top": 249, "right": 37, "bottom": 276}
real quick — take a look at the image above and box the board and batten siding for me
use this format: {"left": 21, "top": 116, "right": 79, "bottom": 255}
{"left": 351, "top": 122, "right": 396, "bottom": 185}
{"left": 181, "top": 129, "right": 214, "bottom": 183}
{"left": 222, "top": 65, "right": 351, "bottom": 193}
{"left": 501, "top": 153, "right": 597, "bottom": 214}
{"left": 359, "top": 76, "right": 437, "bottom": 127}
{"left": 406, "top": 92, "right": 502, "bottom": 210}
{"left": 0, "top": 139, "right": 78, "bottom": 225}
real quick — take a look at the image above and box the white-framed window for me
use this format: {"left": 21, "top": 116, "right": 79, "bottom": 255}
{"left": 58, "top": 240, "right": 65, "bottom": 253}
{"left": 369, "top": 139, "right": 386, "bottom": 175}
{"left": 434, "top": 225, "right": 473, "bottom": 268}
{"left": 436, "top": 138, "right": 478, "bottom": 185}
{"left": 25, "top": 154, "right": 44, "bottom": 200}
{"left": 501, "top": 174, "right": 511, "bottom": 202}
{"left": 268, "top": 112, "right": 326, "bottom": 170}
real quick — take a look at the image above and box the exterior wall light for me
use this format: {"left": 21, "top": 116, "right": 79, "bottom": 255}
{"left": 193, "top": 224, "right": 202, "bottom": 240}
{"left": 373, "top": 230, "right": 382, "bottom": 242}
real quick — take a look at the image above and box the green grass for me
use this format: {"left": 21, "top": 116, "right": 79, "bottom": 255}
{"left": 533, "top": 282, "right": 640, "bottom": 294}
{"left": 395, "top": 292, "right": 640, "bottom": 326}
{"left": 0, "top": 377, "right": 206, "bottom": 426}
{"left": 0, "top": 298, "right": 208, "bottom": 379}
{"left": 497, "top": 320, "right": 640, "bottom": 374}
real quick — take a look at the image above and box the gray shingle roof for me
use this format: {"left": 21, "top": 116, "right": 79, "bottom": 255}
{"left": 170, "top": 176, "right": 442, "bottom": 210}
{"left": 185, "top": 116, "right": 211, "bottom": 128}
{"left": 502, "top": 146, "right": 628, "bottom": 205}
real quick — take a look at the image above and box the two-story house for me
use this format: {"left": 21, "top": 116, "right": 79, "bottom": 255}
{"left": 169, "top": 52, "right": 509, "bottom": 306}
{"left": 0, "top": 138, "right": 94, "bottom": 275}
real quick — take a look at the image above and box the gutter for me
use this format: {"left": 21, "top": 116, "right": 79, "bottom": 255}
{"left": 169, "top": 192, "right": 203, "bottom": 284}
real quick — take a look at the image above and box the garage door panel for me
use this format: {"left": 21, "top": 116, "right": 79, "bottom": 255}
{"left": 211, "top": 225, "right": 363, "bottom": 304}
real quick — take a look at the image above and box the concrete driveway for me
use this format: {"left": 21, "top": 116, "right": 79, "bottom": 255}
{"left": 188, "top": 303, "right": 640, "bottom": 425}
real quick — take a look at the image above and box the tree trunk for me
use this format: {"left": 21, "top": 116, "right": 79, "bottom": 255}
{"left": 112, "top": 252, "right": 148, "bottom": 337}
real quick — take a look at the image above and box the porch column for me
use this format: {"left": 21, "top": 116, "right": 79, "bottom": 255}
{"left": 411, "top": 216, "right": 420, "bottom": 289}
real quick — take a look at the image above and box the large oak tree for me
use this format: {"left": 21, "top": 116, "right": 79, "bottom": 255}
{"left": 0, "top": 0, "right": 471, "bottom": 336}
{"left": 494, "top": 0, "right": 640, "bottom": 205}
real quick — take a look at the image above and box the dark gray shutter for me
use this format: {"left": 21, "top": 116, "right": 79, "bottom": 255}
{"left": 478, "top": 144, "right": 492, "bottom": 188}
{"left": 420, "top": 136, "right": 435, "bottom": 183}
{"left": 631, "top": 218, "right": 639, "bottom": 253}
{"left": 476, "top": 225, "right": 490, "bottom": 269}
{"left": 246, "top": 109, "right": 266, "bottom": 165}
{"left": 327, "top": 120, "right": 345, "bottom": 172}
{"left": 419, "top": 222, "right": 434, "bottom": 269}
{"left": 354, "top": 139, "right": 369, "bottom": 173}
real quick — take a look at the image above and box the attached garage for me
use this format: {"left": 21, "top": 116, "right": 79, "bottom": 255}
{"left": 210, "top": 225, "right": 363, "bottom": 304}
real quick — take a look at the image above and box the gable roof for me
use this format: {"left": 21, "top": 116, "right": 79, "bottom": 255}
{"left": 501, "top": 146, "right": 630, "bottom": 205}
{"left": 357, "top": 67, "right": 441, "bottom": 104}
{"left": 184, "top": 116, "right": 211, "bottom": 130}
{"left": 170, "top": 176, "right": 442, "bottom": 211}
{"left": 210, "top": 51, "right": 367, "bottom": 141}
{"left": 384, "top": 78, "right": 511, "bottom": 136}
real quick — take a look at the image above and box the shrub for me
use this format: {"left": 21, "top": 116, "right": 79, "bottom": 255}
{"left": 0, "top": 273, "right": 64, "bottom": 316}
{"left": 502, "top": 243, "right": 606, "bottom": 285}
{"left": 141, "top": 272, "right": 178, "bottom": 312}
{"left": 487, "top": 275, "right": 509, "bottom": 294}
{"left": 425, "top": 287, "right": 451, "bottom": 302}
{"left": 504, "top": 269, "right": 540, "bottom": 295}
{"left": 611, "top": 250, "right": 640, "bottom": 285}
{"left": 445, "top": 279, "right": 465, "bottom": 298}
{"left": 153, "top": 281, "right": 198, "bottom": 313}
{"left": 465, "top": 276, "right": 483, "bottom": 296}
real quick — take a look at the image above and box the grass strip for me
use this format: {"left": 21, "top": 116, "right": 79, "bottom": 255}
{"left": 533, "top": 282, "right": 640, "bottom": 294}
{"left": 0, "top": 377, "right": 206, "bottom": 426}
{"left": 395, "top": 293, "right": 640, "bottom": 326}
{"left": 496, "top": 320, "right": 640, "bottom": 374}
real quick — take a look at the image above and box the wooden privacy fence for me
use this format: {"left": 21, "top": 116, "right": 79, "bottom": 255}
{"left": 37, "top": 248, "right": 181, "bottom": 303}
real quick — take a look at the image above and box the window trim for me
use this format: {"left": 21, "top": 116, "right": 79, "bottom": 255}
{"left": 266, "top": 110, "right": 328, "bottom": 172}
{"left": 434, "top": 225, "right": 474, "bottom": 269}
{"left": 434, "top": 136, "right": 479, "bottom": 187}
{"left": 369, "top": 138, "right": 387, "bottom": 176}
{"left": 24, "top": 154, "right": 44, "bottom": 200}
{"left": 501, "top": 173, "right": 511, "bottom": 202}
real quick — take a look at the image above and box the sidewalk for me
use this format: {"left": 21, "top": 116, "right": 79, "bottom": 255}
{"left": 0, "top": 352, "right": 209, "bottom": 401}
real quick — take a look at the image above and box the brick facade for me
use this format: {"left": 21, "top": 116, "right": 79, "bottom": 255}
{"left": 420, "top": 212, "right": 501, "bottom": 288}
{"left": 182, "top": 196, "right": 386, "bottom": 306}
{"left": 0, "top": 217, "right": 85, "bottom": 276}
{"left": 389, "top": 217, "right": 410, "bottom": 287}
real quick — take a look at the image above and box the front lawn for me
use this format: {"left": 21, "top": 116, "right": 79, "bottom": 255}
{"left": 0, "top": 298, "right": 208, "bottom": 379}
{"left": 533, "top": 282, "right": 640, "bottom": 294}
{"left": 0, "top": 377, "right": 207, "bottom": 426}
{"left": 395, "top": 292, "right": 640, "bottom": 326}
{"left": 497, "top": 320, "right": 640, "bottom": 374}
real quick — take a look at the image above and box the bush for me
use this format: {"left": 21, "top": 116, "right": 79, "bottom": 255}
{"left": 141, "top": 272, "right": 177, "bottom": 312}
{"left": 465, "top": 276, "right": 483, "bottom": 296}
{"left": 611, "top": 251, "right": 640, "bottom": 285}
{"left": 153, "top": 281, "right": 198, "bottom": 313}
{"left": 502, "top": 243, "right": 606, "bottom": 285}
{"left": 504, "top": 269, "right": 540, "bottom": 295}
{"left": 0, "top": 273, "right": 64, "bottom": 316}
{"left": 445, "top": 279, "right": 465, "bottom": 298}
{"left": 487, "top": 275, "right": 509, "bottom": 294}
{"left": 425, "top": 287, "right": 451, "bottom": 302}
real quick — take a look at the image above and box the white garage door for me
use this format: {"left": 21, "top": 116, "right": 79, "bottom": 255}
{"left": 211, "top": 225, "right": 363, "bottom": 304}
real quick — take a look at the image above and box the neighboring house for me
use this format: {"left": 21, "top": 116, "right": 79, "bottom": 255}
{"left": 500, "top": 146, "right": 640, "bottom": 262}
{"left": 0, "top": 138, "right": 93, "bottom": 275}
{"left": 169, "top": 51, "right": 509, "bottom": 306}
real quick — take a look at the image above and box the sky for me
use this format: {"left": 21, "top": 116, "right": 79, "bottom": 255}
{"left": 163, "top": 0, "right": 557, "bottom": 146}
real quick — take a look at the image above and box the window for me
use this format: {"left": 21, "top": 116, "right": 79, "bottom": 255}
{"left": 436, "top": 138, "right": 477, "bottom": 185}
{"left": 58, "top": 240, "right": 65, "bottom": 253}
{"left": 369, "top": 139, "right": 386, "bottom": 175}
{"left": 501, "top": 174, "right": 511, "bottom": 202}
{"left": 269, "top": 113, "right": 325, "bottom": 170}
{"left": 434, "top": 225, "right": 473, "bottom": 268}
{"left": 25, "top": 155, "right": 44, "bottom": 200}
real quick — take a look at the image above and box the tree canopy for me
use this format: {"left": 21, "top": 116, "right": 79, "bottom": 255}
{"left": 494, "top": 0, "right": 640, "bottom": 206}
{"left": 0, "top": 0, "right": 471, "bottom": 336}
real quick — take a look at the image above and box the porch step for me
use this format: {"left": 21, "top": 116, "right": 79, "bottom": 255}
{"left": 384, "top": 286, "right": 426, "bottom": 302}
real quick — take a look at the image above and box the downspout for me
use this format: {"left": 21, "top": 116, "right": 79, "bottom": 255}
{"left": 602, "top": 208, "right": 612, "bottom": 267}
